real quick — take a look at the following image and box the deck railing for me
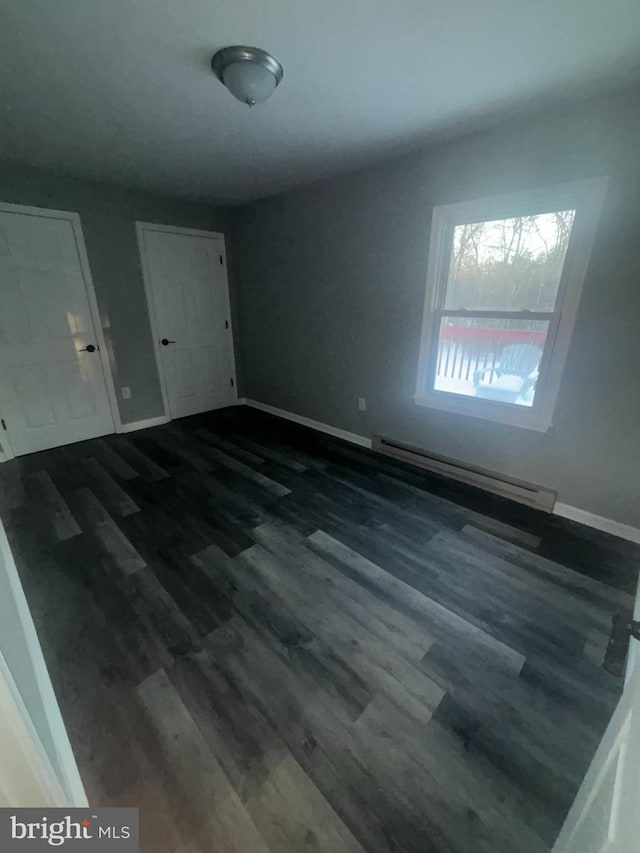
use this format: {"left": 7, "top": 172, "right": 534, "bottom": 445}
{"left": 437, "top": 325, "right": 546, "bottom": 382}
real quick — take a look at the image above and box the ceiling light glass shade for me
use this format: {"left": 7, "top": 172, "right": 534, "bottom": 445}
{"left": 222, "top": 61, "right": 277, "bottom": 106}
{"left": 211, "top": 46, "right": 283, "bottom": 107}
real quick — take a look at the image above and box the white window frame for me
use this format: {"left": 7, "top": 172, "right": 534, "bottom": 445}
{"left": 414, "top": 177, "right": 608, "bottom": 432}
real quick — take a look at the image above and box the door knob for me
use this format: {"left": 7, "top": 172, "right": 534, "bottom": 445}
{"left": 161, "top": 338, "right": 176, "bottom": 346}
{"left": 79, "top": 344, "right": 96, "bottom": 352}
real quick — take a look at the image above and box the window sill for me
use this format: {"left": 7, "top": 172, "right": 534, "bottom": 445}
{"left": 413, "top": 393, "right": 552, "bottom": 433}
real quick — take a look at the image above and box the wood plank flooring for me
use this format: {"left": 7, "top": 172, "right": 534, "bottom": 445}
{"left": 1, "top": 406, "right": 638, "bottom": 853}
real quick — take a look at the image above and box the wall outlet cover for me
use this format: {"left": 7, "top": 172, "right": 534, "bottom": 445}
{"left": 358, "top": 397, "right": 366, "bottom": 411}
{"left": 121, "top": 387, "right": 132, "bottom": 399}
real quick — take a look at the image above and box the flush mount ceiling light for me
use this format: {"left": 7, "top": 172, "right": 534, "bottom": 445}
{"left": 211, "top": 46, "right": 283, "bottom": 107}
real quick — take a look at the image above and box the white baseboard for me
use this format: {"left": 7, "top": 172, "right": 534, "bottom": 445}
{"left": 238, "top": 398, "right": 640, "bottom": 545}
{"left": 117, "top": 415, "right": 170, "bottom": 434}
{"left": 239, "top": 398, "right": 372, "bottom": 449}
{"left": 554, "top": 503, "right": 640, "bottom": 545}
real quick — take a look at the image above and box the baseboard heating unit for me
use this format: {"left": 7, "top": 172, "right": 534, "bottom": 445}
{"left": 372, "top": 436, "right": 557, "bottom": 512}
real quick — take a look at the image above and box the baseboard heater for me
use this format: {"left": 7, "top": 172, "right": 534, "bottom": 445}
{"left": 372, "top": 436, "right": 557, "bottom": 512}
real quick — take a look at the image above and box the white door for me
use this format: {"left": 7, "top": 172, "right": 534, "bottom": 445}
{"left": 138, "top": 223, "right": 237, "bottom": 420}
{"left": 0, "top": 205, "right": 116, "bottom": 456}
{"left": 553, "top": 593, "right": 640, "bottom": 853}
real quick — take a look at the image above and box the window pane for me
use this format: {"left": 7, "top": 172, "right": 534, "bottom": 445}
{"left": 444, "top": 211, "right": 575, "bottom": 311}
{"left": 433, "top": 317, "right": 549, "bottom": 407}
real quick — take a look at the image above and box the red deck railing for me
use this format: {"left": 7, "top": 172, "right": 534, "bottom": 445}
{"left": 437, "top": 325, "right": 546, "bottom": 382}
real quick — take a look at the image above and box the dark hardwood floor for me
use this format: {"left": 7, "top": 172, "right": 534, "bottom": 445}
{"left": 1, "top": 406, "right": 638, "bottom": 853}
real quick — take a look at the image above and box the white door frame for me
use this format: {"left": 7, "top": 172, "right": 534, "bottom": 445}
{"left": 0, "top": 518, "right": 87, "bottom": 806}
{"left": 0, "top": 649, "right": 74, "bottom": 807}
{"left": 0, "top": 202, "right": 122, "bottom": 454}
{"left": 135, "top": 221, "right": 238, "bottom": 421}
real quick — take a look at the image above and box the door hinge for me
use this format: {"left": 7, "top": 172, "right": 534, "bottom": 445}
{"left": 219, "top": 254, "right": 224, "bottom": 265}
{"left": 603, "top": 615, "right": 640, "bottom": 676}
{"left": 1, "top": 419, "right": 6, "bottom": 431}
{"left": 230, "top": 377, "right": 234, "bottom": 387}
{"left": 225, "top": 320, "right": 229, "bottom": 329}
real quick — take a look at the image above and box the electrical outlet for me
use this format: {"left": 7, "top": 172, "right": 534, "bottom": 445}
{"left": 358, "top": 397, "right": 366, "bottom": 411}
{"left": 121, "top": 386, "right": 132, "bottom": 400}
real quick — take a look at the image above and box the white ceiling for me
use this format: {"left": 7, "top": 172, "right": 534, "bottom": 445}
{"left": 2, "top": 0, "right": 640, "bottom": 204}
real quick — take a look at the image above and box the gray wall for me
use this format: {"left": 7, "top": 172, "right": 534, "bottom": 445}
{"left": 0, "top": 162, "right": 229, "bottom": 424}
{"left": 231, "top": 89, "right": 640, "bottom": 527}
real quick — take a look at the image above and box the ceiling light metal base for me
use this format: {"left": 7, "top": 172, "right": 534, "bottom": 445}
{"left": 211, "top": 46, "right": 284, "bottom": 88}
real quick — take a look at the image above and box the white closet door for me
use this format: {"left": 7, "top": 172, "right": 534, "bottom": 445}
{"left": 0, "top": 207, "right": 115, "bottom": 456}
{"left": 139, "top": 225, "right": 236, "bottom": 420}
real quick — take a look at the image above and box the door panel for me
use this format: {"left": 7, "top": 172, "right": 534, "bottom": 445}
{"left": 201, "top": 344, "right": 223, "bottom": 393}
{"left": 14, "top": 365, "right": 56, "bottom": 428}
{"left": 172, "top": 347, "right": 197, "bottom": 400}
{"left": 0, "top": 209, "right": 115, "bottom": 456}
{"left": 141, "top": 227, "right": 236, "bottom": 419}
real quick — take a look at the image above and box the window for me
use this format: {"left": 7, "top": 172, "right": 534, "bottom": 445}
{"left": 415, "top": 178, "right": 607, "bottom": 431}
